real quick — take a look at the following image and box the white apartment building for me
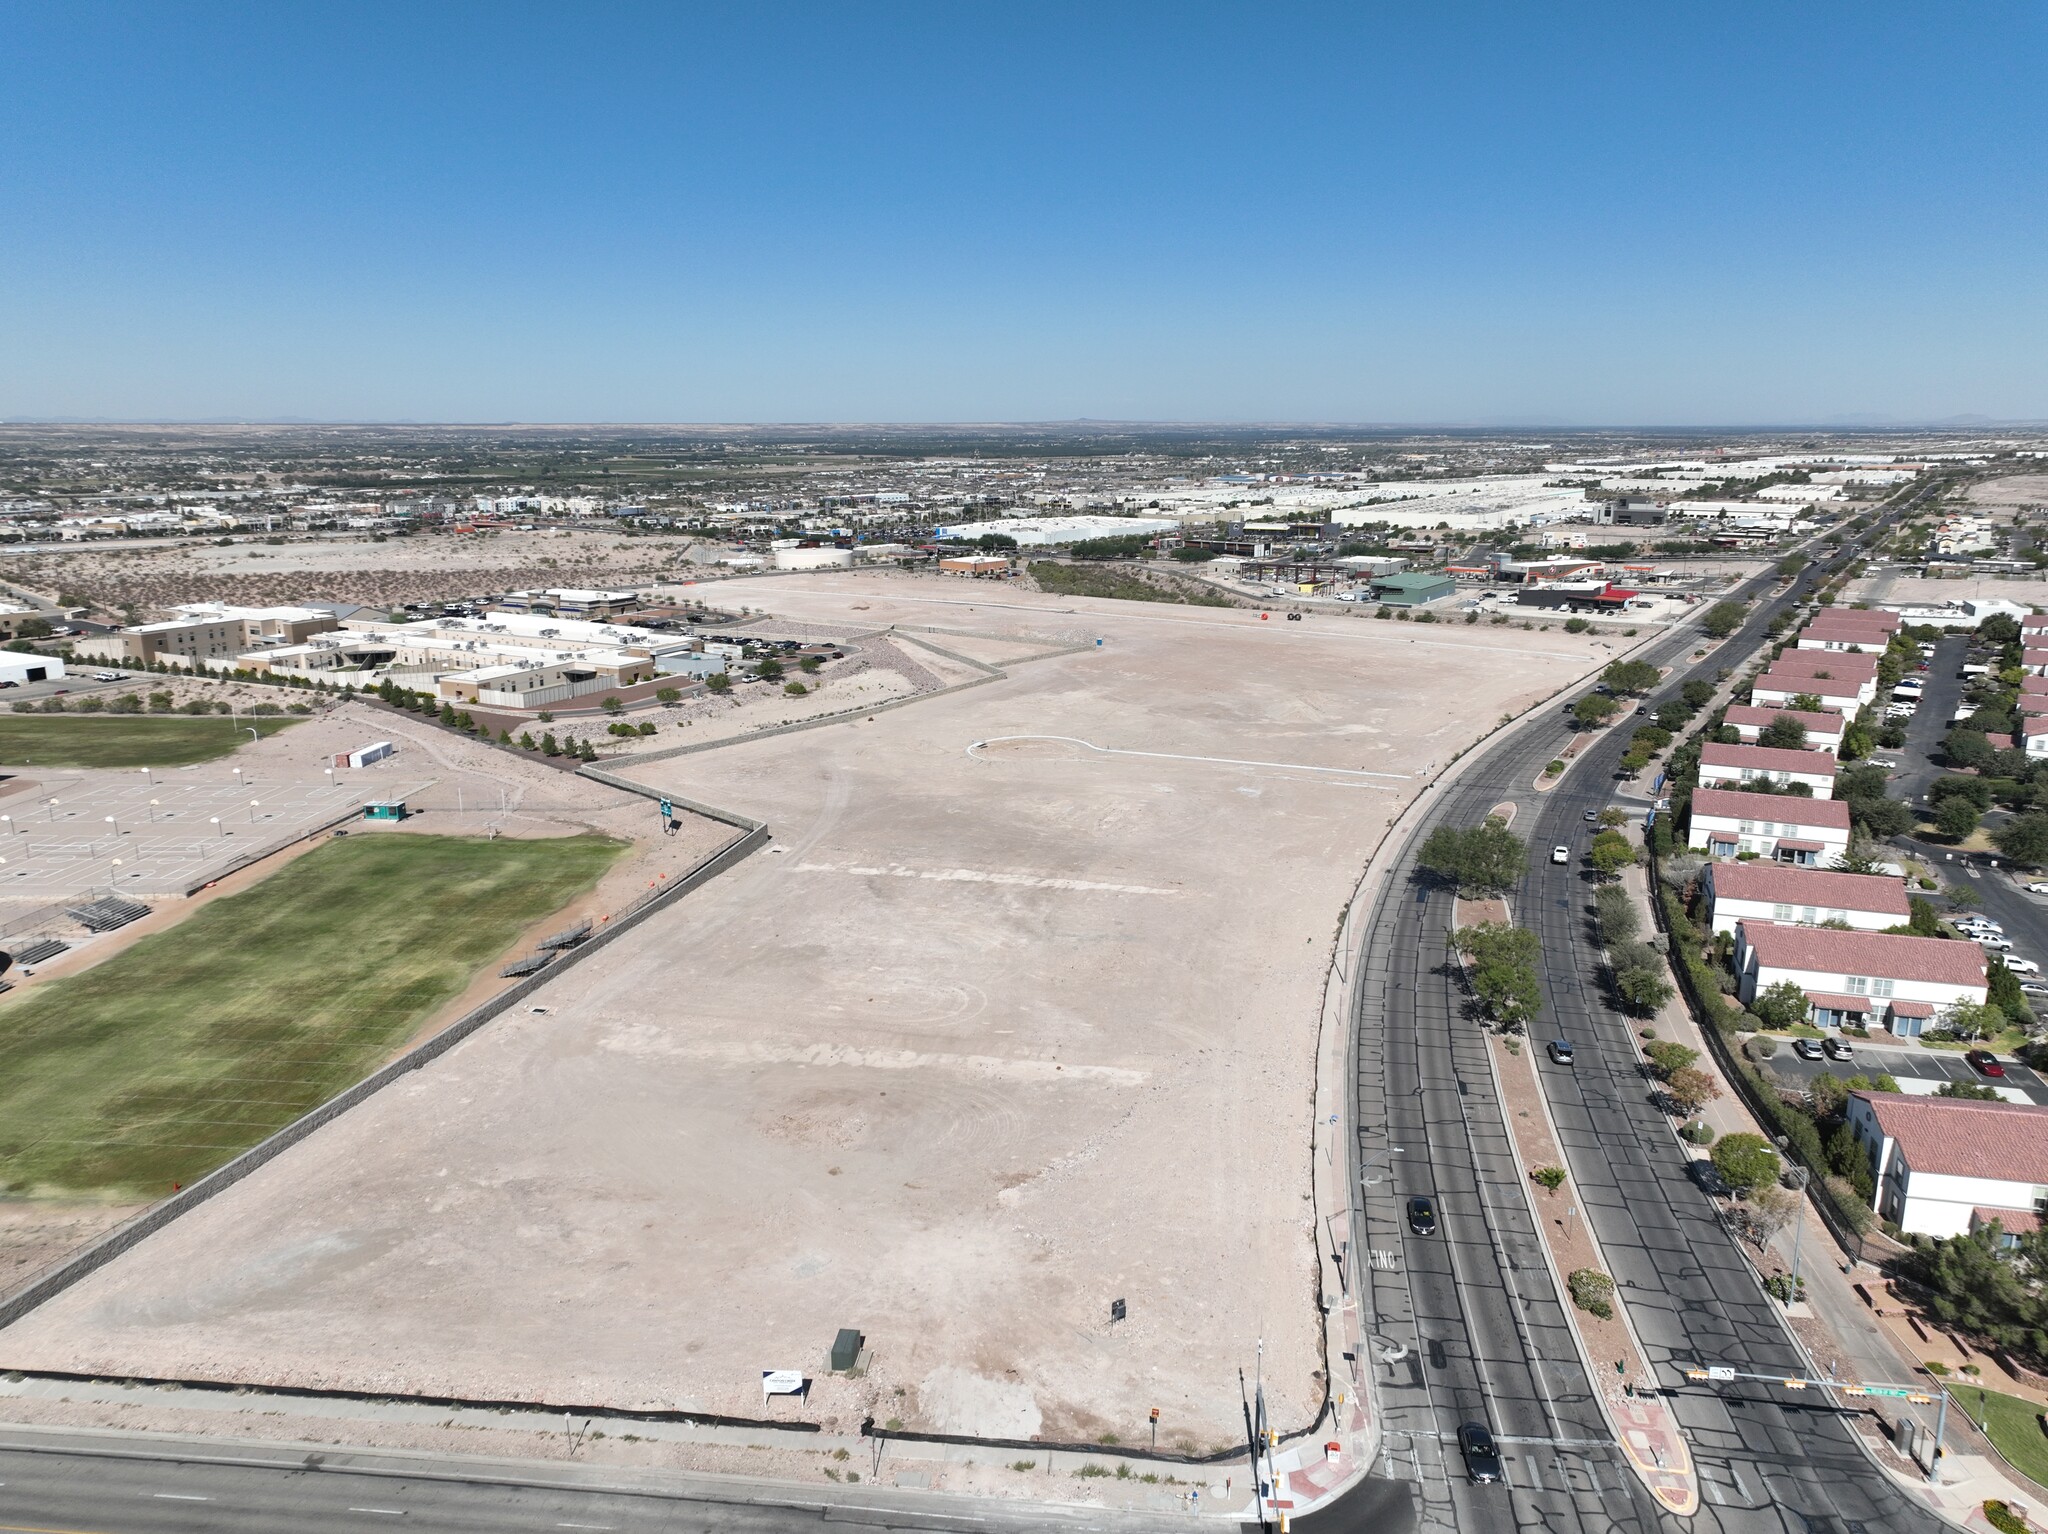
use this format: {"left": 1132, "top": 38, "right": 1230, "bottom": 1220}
{"left": 1734, "top": 922, "right": 1987, "bottom": 1036}
{"left": 1697, "top": 743, "right": 1839, "bottom": 795}
{"left": 1721, "top": 705, "right": 1845, "bottom": 753}
{"left": 1749, "top": 669, "right": 1873, "bottom": 714}
{"left": 1848, "top": 1092, "right": 2048, "bottom": 1239}
{"left": 1701, "top": 862, "right": 1909, "bottom": 937}
{"left": 1686, "top": 788, "right": 1851, "bottom": 866}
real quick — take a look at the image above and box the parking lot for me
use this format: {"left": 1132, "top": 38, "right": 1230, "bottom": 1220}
{"left": 1767, "top": 1039, "right": 2048, "bottom": 1104}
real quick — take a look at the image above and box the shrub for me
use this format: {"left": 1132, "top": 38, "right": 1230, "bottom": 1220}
{"left": 1986, "top": 1502, "right": 2027, "bottom": 1534}
{"left": 1680, "top": 1120, "right": 1715, "bottom": 1146}
{"left": 1743, "top": 1035, "right": 1779, "bottom": 1060}
{"left": 1642, "top": 1040, "right": 1700, "bottom": 1078}
{"left": 1532, "top": 1165, "right": 1567, "bottom": 1191}
{"left": 655, "top": 687, "right": 682, "bottom": 704}
{"left": 1567, "top": 1268, "right": 1615, "bottom": 1319}
{"left": 784, "top": 681, "right": 809, "bottom": 696}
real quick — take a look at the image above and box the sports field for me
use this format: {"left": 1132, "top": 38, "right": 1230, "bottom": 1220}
{"left": 0, "top": 832, "right": 625, "bottom": 1196}
{"left": 0, "top": 715, "right": 298, "bottom": 768}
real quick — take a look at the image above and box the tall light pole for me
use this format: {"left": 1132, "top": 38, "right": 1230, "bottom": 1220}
{"left": 1786, "top": 1164, "right": 1811, "bottom": 1301}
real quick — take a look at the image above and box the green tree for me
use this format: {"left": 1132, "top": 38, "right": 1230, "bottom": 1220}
{"left": 1574, "top": 693, "right": 1620, "bottom": 728}
{"left": 784, "top": 680, "right": 809, "bottom": 696}
{"left": 541, "top": 732, "right": 560, "bottom": 756}
{"left": 1788, "top": 692, "right": 1826, "bottom": 713}
{"left": 1945, "top": 729, "right": 1994, "bottom": 770}
{"left": 1602, "top": 659, "right": 1660, "bottom": 695}
{"left": 756, "top": 658, "right": 785, "bottom": 682}
{"left": 1453, "top": 922, "right": 1544, "bottom": 1030}
{"left": 1702, "top": 601, "right": 1746, "bottom": 638}
{"left": 705, "top": 672, "right": 732, "bottom": 695}
{"left": 1994, "top": 812, "right": 2048, "bottom": 867}
{"left": 1563, "top": 617, "right": 1590, "bottom": 634}
{"left": 1655, "top": 700, "right": 1694, "bottom": 732}
{"left": 517, "top": 731, "right": 536, "bottom": 750}
{"left": 800, "top": 655, "right": 823, "bottom": 674}
{"left": 1642, "top": 1041, "right": 1700, "bottom": 1078}
{"left": 1711, "top": 1133, "right": 1780, "bottom": 1196}
{"left": 1838, "top": 720, "right": 1875, "bottom": 760}
{"left": 1935, "top": 797, "right": 1981, "bottom": 840}
{"left": 655, "top": 686, "right": 682, "bottom": 704}
{"left": 1758, "top": 715, "right": 1809, "bottom": 750}
{"left": 1937, "top": 1081, "right": 2004, "bottom": 1100}
{"left": 1417, "top": 815, "right": 1529, "bottom": 895}
{"left": 1681, "top": 678, "right": 1716, "bottom": 709}
{"left": 600, "top": 695, "right": 624, "bottom": 715}
{"left": 1750, "top": 979, "right": 1811, "bottom": 1029}
{"left": 1947, "top": 1000, "right": 2006, "bottom": 1040}
{"left": 1592, "top": 883, "right": 1639, "bottom": 946}
{"left": 1588, "top": 829, "right": 1638, "bottom": 879}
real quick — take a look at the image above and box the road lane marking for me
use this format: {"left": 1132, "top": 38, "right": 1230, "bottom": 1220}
{"left": 348, "top": 1510, "right": 408, "bottom": 1517}
{"left": 151, "top": 1493, "right": 211, "bottom": 1500}
{"left": 558, "top": 1525, "right": 616, "bottom": 1531}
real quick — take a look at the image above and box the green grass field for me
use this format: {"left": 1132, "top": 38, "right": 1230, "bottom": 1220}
{"left": 0, "top": 833, "right": 626, "bottom": 1196}
{"left": 1956, "top": 1385, "right": 2048, "bottom": 1489}
{"left": 0, "top": 715, "right": 299, "bottom": 768}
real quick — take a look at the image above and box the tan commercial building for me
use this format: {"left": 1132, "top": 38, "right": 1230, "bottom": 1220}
{"left": 72, "top": 604, "right": 339, "bottom": 667}
{"left": 938, "top": 555, "right": 1011, "bottom": 577}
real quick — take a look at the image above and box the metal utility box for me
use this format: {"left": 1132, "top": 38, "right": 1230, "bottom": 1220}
{"left": 830, "top": 1328, "right": 863, "bottom": 1372}
{"left": 362, "top": 801, "right": 408, "bottom": 821}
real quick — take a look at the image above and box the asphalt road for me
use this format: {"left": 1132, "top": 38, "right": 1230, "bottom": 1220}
{"left": 0, "top": 1429, "right": 1195, "bottom": 1534}
{"left": 1348, "top": 480, "right": 1953, "bottom": 1534}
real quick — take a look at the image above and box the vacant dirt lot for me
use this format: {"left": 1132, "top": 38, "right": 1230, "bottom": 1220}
{"left": 0, "top": 572, "right": 1616, "bottom": 1451}
{"left": 1967, "top": 475, "right": 2048, "bottom": 507}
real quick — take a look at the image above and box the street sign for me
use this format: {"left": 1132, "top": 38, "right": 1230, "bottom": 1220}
{"left": 1706, "top": 1366, "right": 1736, "bottom": 1382}
{"left": 659, "top": 799, "right": 673, "bottom": 819}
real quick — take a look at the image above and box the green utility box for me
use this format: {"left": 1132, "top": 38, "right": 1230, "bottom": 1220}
{"left": 830, "top": 1328, "right": 863, "bottom": 1372}
{"left": 363, "top": 801, "right": 409, "bottom": 821}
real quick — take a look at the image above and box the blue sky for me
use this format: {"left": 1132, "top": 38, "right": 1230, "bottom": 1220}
{"left": 2, "top": 2, "right": 2043, "bottom": 424}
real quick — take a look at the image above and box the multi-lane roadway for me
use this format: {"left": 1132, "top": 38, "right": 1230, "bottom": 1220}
{"left": 1348, "top": 478, "right": 1955, "bottom": 1534}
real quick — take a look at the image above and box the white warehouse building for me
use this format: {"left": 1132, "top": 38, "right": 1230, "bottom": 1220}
{"left": 931, "top": 515, "right": 1180, "bottom": 547}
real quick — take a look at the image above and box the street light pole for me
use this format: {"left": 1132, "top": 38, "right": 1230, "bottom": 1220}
{"left": 1788, "top": 1165, "right": 1810, "bottom": 1301}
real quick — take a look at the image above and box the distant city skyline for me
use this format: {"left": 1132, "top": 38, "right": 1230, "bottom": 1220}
{"left": 1, "top": 2, "right": 2042, "bottom": 424}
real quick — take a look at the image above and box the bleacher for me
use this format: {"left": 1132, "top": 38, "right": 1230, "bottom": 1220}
{"left": 499, "top": 954, "right": 553, "bottom": 978}
{"left": 65, "top": 897, "right": 152, "bottom": 933}
{"left": 9, "top": 937, "right": 69, "bottom": 966}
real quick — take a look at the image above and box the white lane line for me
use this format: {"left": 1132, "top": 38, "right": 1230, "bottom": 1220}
{"left": 349, "top": 1510, "right": 408, "bottom": 1517}
{"left": 558, "top": 1525, "right": 616, "bottom": 1531}
{"left": 153, "top": 1493, "right": 212, "bottom": 1500}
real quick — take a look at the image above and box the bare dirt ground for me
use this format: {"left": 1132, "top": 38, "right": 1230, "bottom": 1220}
{"left": 1966, "top": 475, "right": 2048, "bottom": 507}
{"left": 1, "top": 528, "right": 701, "bottom": 615}
{"left": 1846, "top": 573, "right": 2048, "bottom": 607}
{"left": 0, "top": 571, "right": 1620, "bottom": 1456}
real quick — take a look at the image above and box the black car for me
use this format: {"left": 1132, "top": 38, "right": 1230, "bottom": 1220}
{"left": 1458, "top": 1422, "right": 1503, "bottom": 1483}
{"left": 1407, "top": 1196, "right": 1438, "bottom": 1236}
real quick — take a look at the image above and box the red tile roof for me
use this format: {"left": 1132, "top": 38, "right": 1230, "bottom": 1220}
{"left": 1689, "top": 788, "right": 1852, "bottom": 828}
{"left": 1754, "top": 669, "right": 1865, "bottom": 699}
{"left": 2024, "top": 676, "right": 2048, "bottom": 697}
{"left": 1805, "top": 991, "right": 1875, "bottom": 1011}
{"left": 2024, "top": 716, "right": 2048, "bottom": 739}
{"left": 1777, "top": 839, "right": 1827, "bottom": 852}
{"left": 1706, "top": 862, "right": 1908, "bottom": 914}
{"left": 1723, "top": 705, "right": 1843, "bottom": 737}
{"left": 1700, "top": 743, "right": 1840, "bottom": 776}
{"left": 1810, "top": 610, "right": 1902, "bottom": 631}
{"left": 1768, "top": 651, "right": 1880, "bottom": 678}
{"left": 1889, "top": 1000, "right": 1934, "bottom": 1017}
{"left": 1742, "top": 924, "right": 1987, "bottom": 987}
{"left": 1975, "top": 1208, "right": 2042, "bottom": 1235}
{"left": 1854, "top": 1092, "right": 2048, "bottom": 1184}
{"left": 2019, "top": 696, "right": 2048, "bottom": 716}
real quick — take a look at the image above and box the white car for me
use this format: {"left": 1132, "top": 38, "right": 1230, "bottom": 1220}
{"left": 2028, "top": 883, "right": 2048, "bottom": 895}
{"left": 1975, "top": 934, "right": 2016, "bottom": 951}
{"left": 2005, "top": 957, "right": 2042, "bottom": 976}
{"left": 1551, "top": 845, "right": 1570, "bottom": 865}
